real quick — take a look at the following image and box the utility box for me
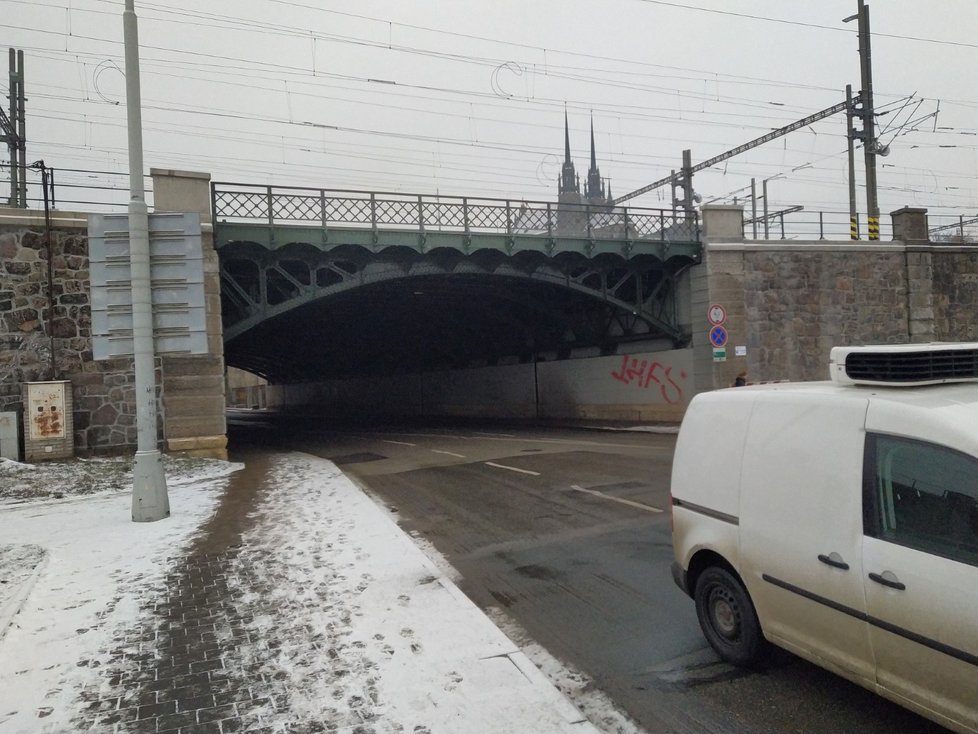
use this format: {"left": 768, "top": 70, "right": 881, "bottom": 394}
{"left": 0, "top": 411, "right": 19, "bottom": 461}
{"left": 23, "top": 381, "right": 74, "bottom": 462}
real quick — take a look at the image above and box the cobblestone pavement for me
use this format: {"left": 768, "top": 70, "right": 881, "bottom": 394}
{"left": 4, "top": 451, "right": 599, "bottom": 734}
{"left": 63, "top": 455, "right": 397, "bottom": 734}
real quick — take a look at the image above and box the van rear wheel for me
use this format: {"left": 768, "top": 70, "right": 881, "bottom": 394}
{"left": 694, "top": 566, "right": 766, "bottom": 666}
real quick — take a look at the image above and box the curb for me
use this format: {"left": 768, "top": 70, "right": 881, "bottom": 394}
{"left": 0, "top": 545, "right": 48, "bottom": 644}
{"left": 346, "top": 471, "right": 602, "bottom": 733}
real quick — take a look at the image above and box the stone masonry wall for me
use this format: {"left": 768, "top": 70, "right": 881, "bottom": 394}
{"left": 0, "top": 216, "right": 158, "bottom": 454}
{"left": 743, "top": 248, "right": 911, "bottom": 382}
{"left": 930, "top": 249, "right": 978, "bottom": 342}
{"left": 692, "top": 206, "right": 978, "bottom": 391}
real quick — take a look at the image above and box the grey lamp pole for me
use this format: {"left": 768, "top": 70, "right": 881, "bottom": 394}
{"left": 124, "top": 0, "right": 169, "bottom": 522}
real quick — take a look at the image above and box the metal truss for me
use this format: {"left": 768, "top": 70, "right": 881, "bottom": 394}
{"left": 220, "top": 245, "right": 692, "bottom": 349}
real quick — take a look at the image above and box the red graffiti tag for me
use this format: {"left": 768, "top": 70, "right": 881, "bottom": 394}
{"left": 610, "top": 355, "right": 686, "bottom": 404}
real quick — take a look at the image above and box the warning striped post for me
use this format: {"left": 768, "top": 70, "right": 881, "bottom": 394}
{"left": 868, "top": 216, "right": 880, "bottom": 241}
{"left": 850, "top": 216, "right": 859, "bottom": 240}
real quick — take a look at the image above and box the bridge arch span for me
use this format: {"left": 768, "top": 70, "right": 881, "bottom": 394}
{"left": 220, "top": 239, "right": 692, "bottom": 382}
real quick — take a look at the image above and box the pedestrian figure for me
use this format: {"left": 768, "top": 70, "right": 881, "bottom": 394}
{"left": 733, "top": 371, "right": 748, "bottom": 387}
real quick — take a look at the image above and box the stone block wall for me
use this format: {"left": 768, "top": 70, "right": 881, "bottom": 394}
{"left": 929, "top": 248, "right": 978, "bottom": 342}
{"left": 1, "top": 193, "right": 227, "bottom": 459}
{"left": 0, "top": 213, "right": 154, "bottom": 454}
{"left": 743, "top": 246, "right": 911, "bottom": 382}
{"left": 692, "top": 205, "right": 978, "bottom": 390}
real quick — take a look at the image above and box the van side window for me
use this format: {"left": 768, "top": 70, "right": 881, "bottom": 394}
{"left": 865, "top": 434, "right": 978, "bottom": 567}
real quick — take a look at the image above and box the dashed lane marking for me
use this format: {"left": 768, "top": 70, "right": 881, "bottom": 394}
{"left": 432, "top": 450, "right": 467, "bottom": 458}
{"left": 484, "top": 462, "right": 541, "bottom": 476}
{"left": 570, "top": 484, "right": 663, "bottom": 513}
{"left": 381, "top": 440, "right": 417, "bottom": 446}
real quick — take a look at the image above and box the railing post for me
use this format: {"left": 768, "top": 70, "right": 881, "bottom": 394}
{"left": 210, "top": 180, "right": 217, "bottom": 223}
{"left": 265, "top": 185, "right": 274, "bottom": 227}
{"left": 819, "top": 211, "right": 825, "bottom": 240}
{"left": 658, "top": 209, "right": 665, "bottom": 241}
{"left": 463, "top": 197, "right": 470, "bottom": 234}
{"left": 779, "top": 211, "right": 786, "bottom": 240}
{"left": 505, "top": 200, "right": 513, "bottom": 236}
{"left": 586, "top": 203, "right": 592, "bottom": 240}
{"left": 547, "top": 202, "right": 553, "bottom": 239}
{"left": 50, "top": 168, "right": 57, "bottom": 209}
{"left": 369, "top": 193, "right": 378, "bottom": 245}
{"left": 417, "top": 194, "right": 426, "bottom": 251}
{"left": 319, "top": 188, "right": 327, "bottom": 228}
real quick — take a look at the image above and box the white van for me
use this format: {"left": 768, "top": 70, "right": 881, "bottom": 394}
{"left": 671, "top": 343, "right": 978, "bottom": 734}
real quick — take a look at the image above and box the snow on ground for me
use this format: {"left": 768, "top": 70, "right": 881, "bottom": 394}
{"left": 0, "top": 457, "right": 239, "bottom": 732}
{"left": 0, "top": 453, "right": 236, "bottom": 505}
{"left": 206, "top": 452, "right": 598, "bottom": 733}
{"left": 0, "top": 452, "right": 613, "bottom": 733}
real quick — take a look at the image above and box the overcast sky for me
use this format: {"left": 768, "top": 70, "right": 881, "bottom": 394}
{"left": 4, "top": 0, "right": 978, "bottom": 224}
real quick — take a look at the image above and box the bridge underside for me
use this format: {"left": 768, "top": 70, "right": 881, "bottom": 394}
{"left": 219, "top": 240, "right": 695, "bottom": 383}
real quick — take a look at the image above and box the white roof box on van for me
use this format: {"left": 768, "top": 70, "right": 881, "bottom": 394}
{"left": 829, "top": 342, "right": 978, "bottom": 386}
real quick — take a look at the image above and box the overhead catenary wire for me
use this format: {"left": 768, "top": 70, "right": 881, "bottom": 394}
{"left": 4, "top": 0, "right": 975, "bottom": 213}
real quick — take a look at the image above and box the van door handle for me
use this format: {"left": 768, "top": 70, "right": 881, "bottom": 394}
{"left": 868, "top": 571, "right": 906, "bottom": 591}
{"left": 817, "top": 553, "right": 850, "bottom": 570}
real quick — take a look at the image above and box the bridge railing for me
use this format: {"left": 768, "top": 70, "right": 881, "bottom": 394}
{"left": 928, "top": 214, "right": 978, "bottom": 244}
{"left": 211, "top": 182, "right": 700, "bottom": 244}
{"left": 742, "top": 209, "right": 978, "bottom": 244}
{"left": 742, "top": 209, "right": 896, "bottom": 241}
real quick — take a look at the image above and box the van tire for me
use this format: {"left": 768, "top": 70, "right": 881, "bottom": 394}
{"left": 694, "top": 566, "right": 766, "bottom": 666}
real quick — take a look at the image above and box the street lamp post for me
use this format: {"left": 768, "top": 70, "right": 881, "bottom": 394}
{"left": 124, "top": 0, "right": 168, "bottom": 522}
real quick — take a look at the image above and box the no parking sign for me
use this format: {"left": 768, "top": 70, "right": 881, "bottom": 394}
{"left": 709, "top": 325, "right": 728, "bottom": 348}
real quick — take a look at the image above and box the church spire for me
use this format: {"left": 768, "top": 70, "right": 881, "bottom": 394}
{"left": 559, "top": 108, "right": 579, "bottom": 195}
{"left": 585, "top": 113, "right": 605, "bottom": 202}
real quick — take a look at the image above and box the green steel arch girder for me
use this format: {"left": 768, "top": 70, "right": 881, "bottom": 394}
{"left": 214, "top": 221, "right": 702, "bottom": 262}
{"left": 219, "top": 239, "right": 695, "bottom": 346}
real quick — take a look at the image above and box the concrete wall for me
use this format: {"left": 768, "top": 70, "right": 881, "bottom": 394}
{"left": 268, "top": 348, "right": 694, "bottom": 423}
{"left": 423, "top": 364, "right": 536, "bottom": 418}
{"left": 538, "top": 349, "right": 692, "bottom": 422}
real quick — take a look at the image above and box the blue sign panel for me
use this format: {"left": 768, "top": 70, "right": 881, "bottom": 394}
{"left": 709, "top": 325, "right": 728, "bottom": 348}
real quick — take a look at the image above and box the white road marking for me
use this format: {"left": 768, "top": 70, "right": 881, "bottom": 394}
{"left": 388, "top": 432, "right": 668, "bottom": 451}
{"left": 485, "top": 462, "right": 541, "bottom": 476}
{"left": 432, "top": 450, "right": 467, "bottom": 458}
{"left": 382, "top": 439, "right": 417, "bottom": 446}
{"left": 570, "top": 484, "right": 663, "bottom": 513}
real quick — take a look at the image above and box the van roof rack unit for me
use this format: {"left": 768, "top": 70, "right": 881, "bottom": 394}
{"left": 829, "top": 343, "right": 978, "bottom": 387}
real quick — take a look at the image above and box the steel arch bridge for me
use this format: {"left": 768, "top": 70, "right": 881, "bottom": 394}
{"left": 212, "top": 183, "right": 701, "bottom": 381}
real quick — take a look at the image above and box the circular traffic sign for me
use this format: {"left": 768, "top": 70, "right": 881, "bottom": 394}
{"left": 709, "top": 325, "right": 728, "bottom": 348}
{"left": 708, "top": 303, "right": 727, "bottom": 326}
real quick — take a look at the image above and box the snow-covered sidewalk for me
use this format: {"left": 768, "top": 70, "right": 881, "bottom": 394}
{"left": 0, "top": 452, "right": 601, "bottom": 733}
